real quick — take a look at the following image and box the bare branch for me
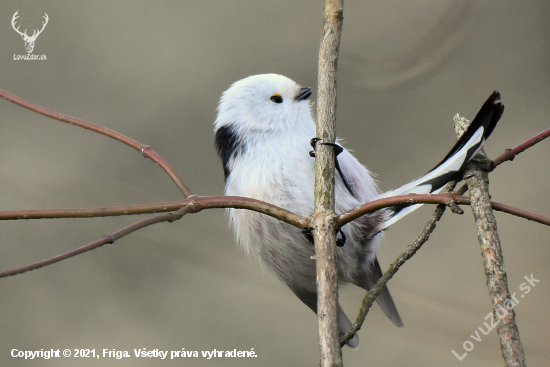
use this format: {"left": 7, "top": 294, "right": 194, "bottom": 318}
{"left": 0, "top": 88, "right": 190, "bottom": 197}
{"left": 493, "top": 129, "right": 550, "bottom": 166}
{"left": 491, "top": 200, "right": 550, "bottom": 226}
{"left": 456, "top": 126, "right": 550, "bottom": 195}
{"left": 466, "top": 154, "right": 526, "bottom": 365}
{"left": 1, "top": 193, "right": 547, "bottom": 227}
{"left": 0, "top": 196, "right": 310, "bottom": 227}
{"left": 340, "top": 202, "right": 447, "bottom": 346}
{"left": 340, "top": 114, "right": 549, "bottom": 352}
{"left": 493, "top": 126, "right": 550, "bottom": 166}
{"left": 336, "top": 193, "right": 467, "bottom": 227}
{"left": 462, "top": 123, "right": 527, "bottom": 365}
{"left": 337, "top": 195, "right": 550, "bottom": 229}
{"left": 315, "top": 0, "right": 344, "bottom": 365}
{"left": 0, "top": 196, "right": 311, "bottom": 278}
{"left": 0, "top": 207, "right": 192, "bottom": 278}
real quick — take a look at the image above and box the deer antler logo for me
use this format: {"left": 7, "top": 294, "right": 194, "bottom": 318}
{"left": 11, "top": 11, "right": 49, "bottom": 54}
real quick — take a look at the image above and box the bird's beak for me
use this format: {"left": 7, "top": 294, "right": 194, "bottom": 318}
{"left": 295, "top": 87, "right": 312, "bottom": 101}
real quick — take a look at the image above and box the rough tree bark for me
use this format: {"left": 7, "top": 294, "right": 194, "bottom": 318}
{"left": 313, "top": 0, "right": 344, "bottom": 366}
{"left": 456, "top": 115, "right": 527, "bottom": 367}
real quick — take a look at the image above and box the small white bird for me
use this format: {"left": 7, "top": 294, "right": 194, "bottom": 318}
{"left": 214, "top": 74, "right": 503, "bottom": 347}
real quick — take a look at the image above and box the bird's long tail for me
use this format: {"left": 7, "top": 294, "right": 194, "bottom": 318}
{"left": 380, "top": 92, "right": 504, "bottom": 230}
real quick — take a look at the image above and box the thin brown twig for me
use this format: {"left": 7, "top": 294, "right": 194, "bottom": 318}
{"left": 336, "top": 193, "right": 467, "bottom": 226}
{"left": 493, "top": 126, "right": 550, "bottom": 166}
{"left": 2, "top": 193, "right": 547, "bottom": 282}
{"left": 491, "top": 200, "right": 550, "bottom": 226}
{"left": 0, "top": 196, "right": 310, "bottom": 227}
{"left": 0, "top": 194, "right": 547, "bottom": 227}
{"left": 0, "top": 207, "right": 193, "bottom": 278}
{"left": 336, "top": 194, "right": 550, "bottom": 228}
{"left": 0, "top": 88, "right": 190, "bottom": 197}
{"left": 456, "top": 126, "right": 550, "bottom": 195}
{"left": 340, "top": 202, "right": 447, "bottom": 346}
{"left": 340, "top": 179, "right": 458, "bottom": 348}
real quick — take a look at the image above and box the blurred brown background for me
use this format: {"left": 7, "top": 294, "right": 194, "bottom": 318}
{"left": 1, "top": 1, "right": 549, "bottom": 366}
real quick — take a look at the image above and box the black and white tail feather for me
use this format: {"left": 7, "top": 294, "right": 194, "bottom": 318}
{"left": 379, "top": 91, "right": 504, "bottom": 229}
{"left": 213, "top": 74, "right": 503, "bottom": 348}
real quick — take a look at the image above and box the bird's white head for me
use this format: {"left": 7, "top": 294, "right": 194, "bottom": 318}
{"left": 214, "top": 74, "right": 313, "bottom": 135}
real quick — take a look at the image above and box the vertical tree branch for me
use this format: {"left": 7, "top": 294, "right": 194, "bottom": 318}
{"left": 458, "top": 115, "right": 527, "bottom": 367}
{"left": 314, "top": 0, "right": 344, "bottom": 366}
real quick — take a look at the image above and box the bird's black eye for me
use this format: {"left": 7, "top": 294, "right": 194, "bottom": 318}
{"left": 270, "top": 94, "right": 283, "bottom": 103}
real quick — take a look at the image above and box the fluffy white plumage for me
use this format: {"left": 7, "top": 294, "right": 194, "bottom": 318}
{"left": 214, "top": 74, "right": 503, "bottom": 347}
